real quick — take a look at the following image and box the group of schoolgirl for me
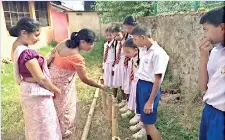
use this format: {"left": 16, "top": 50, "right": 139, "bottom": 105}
{"left": 102, "top": 15, "right": 169, "bottom": 140}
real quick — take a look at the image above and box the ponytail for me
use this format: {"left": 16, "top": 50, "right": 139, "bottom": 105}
{"left": 66, "top": 29, "right": 96, "bottom": 49}
{"left": 66, "top": 32, "right": 80, "bottom": 48}
{"left": 114, "top": 40, "right": 118, "bottom": 64}
{"left": 137, "top": 48, "right": 140, "bottom": 66}
{"left": 125, "top": 33, "right": 129, "bottom": 40}
{"left": 9, "top": 26, "right": 19, "bottom": 37}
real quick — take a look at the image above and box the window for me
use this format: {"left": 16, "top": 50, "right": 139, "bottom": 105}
{"left": 2, "top": 1, "right": 30, "bottom": 30}
{"left": 35, "top": 1, "right": 49, "bottom": 26}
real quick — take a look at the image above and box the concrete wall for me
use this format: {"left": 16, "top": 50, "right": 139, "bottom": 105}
{"left": 137, "top": 12, "right": 206, "bottom": 91}
{"left": 68, "top": 12, "right": 102, "bottom": 39}
{"left": 0, "top": 1, "right": 54, "bottom": 59}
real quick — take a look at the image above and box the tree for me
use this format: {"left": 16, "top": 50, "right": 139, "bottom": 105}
{"left": 95, "top": 1, "right": 154, "bottom": 23}
{"left": 157, "top": 1, "right": 224, "bottom": 14}
{"left": 84, "top": 1, "right": 96, "bottom": 11}
{"left": 157, "top": 1, "right": 193, "bottom": 13}
{"left": 96, "top": 1, "right": 224, "bottom": 24}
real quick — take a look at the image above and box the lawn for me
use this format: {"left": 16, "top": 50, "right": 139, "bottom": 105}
{"left": 1, "top": 40, "right": 202, "bottom": 140}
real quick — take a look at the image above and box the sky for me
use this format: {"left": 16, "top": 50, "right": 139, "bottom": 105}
{"left": 62, "top": 1, "right": 84, "bottom": 11}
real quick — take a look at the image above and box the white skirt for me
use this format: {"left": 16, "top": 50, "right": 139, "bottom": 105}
{"left": 103, "top": 62, "right": 114, "bottom": 87}
{"left": 122, "top": 61, "right": 132, "bottom": 94}
{"left": 112, "top": 57, "right": 125, "bottom": 88}
{"left": 128, "top": 77, "right": 138, "bottom": 111}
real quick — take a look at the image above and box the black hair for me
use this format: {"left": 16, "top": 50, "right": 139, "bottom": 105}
{"left": 111, "top": 25, "right": 124, "bottom": 63}
{"left": 123, "top": 15, "right": 137, "bottom": 26}
{"left": 124, "top": 33, "right": 129, "bottom": 40}
{"left": 200, "top": 6, "right": 225, "bottom": 26}
{"left": 112, "top": 25, "right": 125, "bottom": 33}
{"left": 66, "top": 28, "right": 96, "bottom": 48}
{"left": 9, "top": 17, "right": 39, "bottom": 37}
{"left": 105, "top": 26, "right": 111, "bottom": 33}
{"left": 131, "top": 23, "right": 152, "bottom": 38}
{"left": 106, "top": 25, "right": 114, "bottom": 33}
{"left": 113, "top": 39, "right": 118, "bottom": 63}
{"left": 124, "top": 38, "right": 140, "bottom": 65}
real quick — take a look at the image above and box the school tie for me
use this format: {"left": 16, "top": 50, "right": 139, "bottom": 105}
{"left": 124, "top": 56, "right": 130, "bottom": 67}
{"left": 104, "top": 45, "right": 109, "bottom": 62}
{"left": 130, "top": 60, "right": 134, "bottom": 81}
{"left": 115, "top": 42, "right": 122, "bottom": 64}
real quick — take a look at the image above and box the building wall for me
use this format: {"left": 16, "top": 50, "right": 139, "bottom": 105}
{"left": 68, "top": 12, "right": 101, "bottom": 38}
{"left": 51, "top": 8, "right": 69, "bottom": 43}
{"left": 0, "top": 1, "right": 54, "bottom": 59}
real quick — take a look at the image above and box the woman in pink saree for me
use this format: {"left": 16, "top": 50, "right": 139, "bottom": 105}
{"left": 10, "top": 18, "right": 62, "bottom": 140}
{"left": 47, "top": 29, "right": 108, "bottom": 138}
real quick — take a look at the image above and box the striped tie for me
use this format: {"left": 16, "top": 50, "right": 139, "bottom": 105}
{"left": 104, "top": 45, "right": 109, "bottom": 62}
{"left": 124, "top": 56, "right": 130, "bottom": 67}
{"left": 130, "top": 60, "right": 134, "bottom": 81}
{"left": 115, "top": 42, "right": 122, "bottom": 64}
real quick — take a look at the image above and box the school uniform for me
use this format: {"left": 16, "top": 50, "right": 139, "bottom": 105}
{"left": 128, "top": 54, "right": 139, "bottom": 111}
{"left": 112, "top": 39, "right": 126, "bottom": 88}
{"left": 135, "top": 42, "right": 169, "bottom": 125}
{"left": 122, "top": 33, "right": 133, "bottom": 94}
{"left": 103, "top": 40, "right": 115, "bottom": 87}
{"left": 199, "top": 43, "right": 225, "bottom": 140}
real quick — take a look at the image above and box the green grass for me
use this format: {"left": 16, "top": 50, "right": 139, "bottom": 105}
{"left": 1, "top": 45, "right": 55, "bottom": 140}
{"left": 38, "top": 45, "right": 54, "bottom": 56}
{"left": 1, "top": 62, "right": 25, "bottom": 140}
{"left": 1, "top": 41, "right": 105, "bottom": 140}
{"left": 1, "top": 40, "right": 201, "bottom": 140}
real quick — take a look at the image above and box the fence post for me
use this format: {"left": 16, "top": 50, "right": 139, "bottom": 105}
{"left": 194, "top": 1, "right": 199, "bottom": 12}
{"left": 153, "top": 1, "right": 158, "bottom": 15}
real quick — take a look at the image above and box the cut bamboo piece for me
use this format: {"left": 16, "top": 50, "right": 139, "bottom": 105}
{"left": 81, "top": 79, "right": 101, "bottom": 140}
{"left": 112, "top": 136, "right": 121, "bottom": 140}
{"left": 101, "top": 90, "right": 107, "bottom": 113}
{"left": 112, "top": 103, "right": 119, "bottom": 137}
{"left": 100, "top": 76, "right": 104, "bottom": 84}
{"left": 100, "top": 76, "right": 107, "bottom": 113}
{"left": 107, "top": 94, "right": 113, "bottom": 126}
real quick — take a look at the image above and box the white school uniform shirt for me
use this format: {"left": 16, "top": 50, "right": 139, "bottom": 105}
{"left": 131, "top": 54, "right": 139, "bottom": 74}
{"left": 102, "top": 40, "right": 115, "bottom": 69}
{"left": 135, "top": 42, "right": 169, "bottom": 83}
{"left": 203, "top": 43, "right": 225, "bottom": 111}
{"left": 138, "top": 47, "right": 146, "bottom": 59}
{"left": 116, "top": 39, "right": 126, "bottom": 59}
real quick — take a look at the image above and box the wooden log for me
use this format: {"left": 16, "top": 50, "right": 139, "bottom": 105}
{"left": 107, "top": 94, "right": 113, "bottom": 126}
{"left": 112, "top": 136, "right": 121, "bottom": 140}
{"left": 81, "top": 79, "right": 101, "bottom": 140}
{"left": 112, "top": 103, "right": 119, "bottom": 137}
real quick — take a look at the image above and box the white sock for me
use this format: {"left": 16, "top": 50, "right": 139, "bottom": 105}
{"left": 112, "top": 95, "right": 117, "bottom": 100}
{"left": 121, "top": 100, "right": 126, "bottom": 103}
